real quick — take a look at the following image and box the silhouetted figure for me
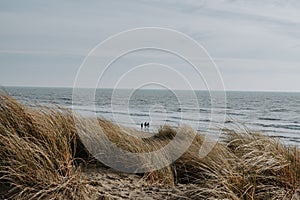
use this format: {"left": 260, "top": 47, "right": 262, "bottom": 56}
{"left": 143, "top": 122, "right": 149, "bottom": 128}
{"left": 141, "top": 122, "right": 150, "bottom": 130}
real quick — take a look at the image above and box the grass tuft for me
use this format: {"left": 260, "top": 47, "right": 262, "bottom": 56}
{"left": 0, "top": 94, "right": 90, "bottom": 199}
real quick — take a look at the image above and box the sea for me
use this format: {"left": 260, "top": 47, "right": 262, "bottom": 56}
{"left": 4, "top": 86, "right": 300, "bottom": 146}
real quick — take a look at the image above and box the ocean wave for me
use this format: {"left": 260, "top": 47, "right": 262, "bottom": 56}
{"left": 258, "top": 117, "right": 280, "bottom": 121}
{"left": 226, "top": 112, "right": 246, "bottom": 116}
{"left": 259, "top": 123, "right": 300, "bottom": 131}
{"left": 270, "top": 108, "right": 288, "bottom": 112}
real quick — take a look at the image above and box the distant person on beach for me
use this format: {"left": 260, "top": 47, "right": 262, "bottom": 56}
{"left": 144, "top": 122, "right": 150, "bottom": 128}
{"left": 141, "top": 122, "right": 150, "bottom": 130}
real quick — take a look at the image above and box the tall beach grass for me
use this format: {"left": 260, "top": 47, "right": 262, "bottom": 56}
{"left": 0, "top": 93, "right": 299, "bottom": 199}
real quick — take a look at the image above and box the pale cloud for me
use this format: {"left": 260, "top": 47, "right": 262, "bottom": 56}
{"left": 0, "top": 0, "right": 299, "bottom": 91}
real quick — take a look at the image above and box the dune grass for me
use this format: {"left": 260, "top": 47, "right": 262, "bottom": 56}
{"left": 0, "top": 93, "right": 299, "bottom": 199}
{"left": 0, "top": 94, "right": 92, "bottom": 199}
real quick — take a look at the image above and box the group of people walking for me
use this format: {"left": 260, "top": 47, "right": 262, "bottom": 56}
{"left": 141, "top": 122, "right": 150, "bottom": 130}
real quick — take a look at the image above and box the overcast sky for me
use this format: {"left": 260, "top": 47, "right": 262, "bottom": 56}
{"left": 1, "top": 0, "right": 300, "bottom": 91}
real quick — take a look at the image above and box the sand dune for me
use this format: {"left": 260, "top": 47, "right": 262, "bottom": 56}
{"left": 0, "top": 94, "right": 299, "bottom": 199}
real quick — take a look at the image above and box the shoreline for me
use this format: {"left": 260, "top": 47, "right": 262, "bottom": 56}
{"left": 5, "top": 86, "right": 300, "bottom": 146}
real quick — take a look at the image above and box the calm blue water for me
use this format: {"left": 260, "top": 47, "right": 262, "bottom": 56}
{"left": 4, "top": 86, "right": 300, "bottom": 146}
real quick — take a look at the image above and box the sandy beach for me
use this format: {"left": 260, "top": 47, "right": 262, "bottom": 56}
{"left": 82, "top": 165, "right": 198, "bottom": 200}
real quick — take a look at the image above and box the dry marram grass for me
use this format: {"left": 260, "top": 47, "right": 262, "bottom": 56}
{"left": 0, "top": 94, "right": 299, "bottom": 199}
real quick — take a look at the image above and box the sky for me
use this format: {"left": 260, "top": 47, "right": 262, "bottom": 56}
{"left": 0, "top": 0, "right": 300, "bottom": 91}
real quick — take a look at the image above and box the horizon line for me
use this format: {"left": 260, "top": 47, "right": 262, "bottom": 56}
{"left": 2, "top": 85, "right": 300, "bottom": 93}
